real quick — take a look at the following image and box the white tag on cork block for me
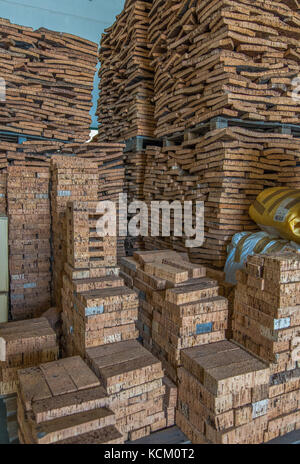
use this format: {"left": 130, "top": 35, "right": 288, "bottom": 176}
{"left": 274, "top": 318, "right": 291, "bottom": 330}
{"left": 252, "top": 399, "right": 269, "bottom": 419}
{"left": 0, "top": 337, "right": 6, "bottom": 362}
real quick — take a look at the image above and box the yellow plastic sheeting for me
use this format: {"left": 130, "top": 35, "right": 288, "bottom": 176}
{"left": 249, "top": 188, "right": 300, "bottom": 244}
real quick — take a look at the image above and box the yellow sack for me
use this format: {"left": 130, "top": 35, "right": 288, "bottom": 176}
{"left": 249, "top": 187, "right": 300, "bottom": 244}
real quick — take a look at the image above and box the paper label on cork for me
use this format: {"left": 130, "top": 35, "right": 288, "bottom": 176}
{"left": 0, "top": 337, "right": 6, "bottom": 362}
{"left": 24, "top": 283, "right": 37, "bottom": 289}
{"left": 252, "top": 400, "right": 269, "bottom": 419}
{"left": 10, "top": 294, "right": 24, "bottom": 301}
{"left": 196, "top": 322, "right": 213, "bottom": 335}
{"left": 58, "top": 190, "right": 71, "bottom": 197}
{"left": 105, "top": 334, "right": 121, "bottom": 344}
{"left": 274, "top": 318, "right": 290, "bottom": 330}
{"left": 11, "top": 274, "right": 25, "bottom": 281}
{"left": 85, "top": 305, "right": 104, "bottom": 316}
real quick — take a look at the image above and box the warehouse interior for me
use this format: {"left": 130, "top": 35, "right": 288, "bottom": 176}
{"left": 0, "top": 0, "right": 300, "bottom": 445}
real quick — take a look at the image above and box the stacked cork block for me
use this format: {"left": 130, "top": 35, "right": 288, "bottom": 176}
{"left": 149, "top": 0, "right": 300, "bottom": 138}
{"left": 1, "top": 142, "right": 128, "bottom": 320}
{"left": 50, "top": 156, "right": 99, "bottom": 310}
{"left": 233, "top": 252, "right": 300, "bottom": 366}
{"left": 61, "top": 200, "right": 139, "bottom": 358}
{"left": 4, "top": 395, "right": 18, "bottom": 443}
{"left": 143, "top": 128, "right": 283, "bottom": 270}
{"left": 124, "top": 149, "right": 148, "bottom": 256}
{"left": 177, "top": 341, "right": 270, "bottom": 444}
{"left": 0, "top": 318, "right": 58, "bottom": 396}
{"left": 163, "top": 376, "right": 177, "bottom": 428}
{"left": 98, "top": 0, "right": 300, "bottom": 272}
{"left": 17, "top": 356, "right": 123, "bottom": 444}
{"left": 0, "top": 170, "right": 6, "bottom": 214}
{"left": 0, "top": 18, "right": 98, "bottom": 142}
{"left": 7, "top": 166, "right": 51, "bottom": 320}
{"left": 267, "top": 368, "right": 300, "bottom": 442}
{"left": 74, "top": 143, "right": 125, "bottom": 204}
{"left": 61, "top": 203, "right": 176, "bottom": 443}
{"left": 120, "top": 254, "right": 154, "bottom": 351}
{"left": 66, "top": 201, "right": 118, "bottom": 270}
{"left": 74, "top": 142, "right": 126, "bottom": 259}
{"left": 62, "top": 268, "right": 139, "bottom": 358}
{"left": 96, "top": 0, "right": 155, "bottom": 141}
{"left": 86, "top": 339, "right": 173, "bottom": 441}
{"left": 233, "top": 251, "right": 300, "bottom": 441}
{"left": 120, "top": 250, "right": 228, "bottom": 382}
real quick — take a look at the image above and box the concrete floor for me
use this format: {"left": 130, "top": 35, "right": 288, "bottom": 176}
{"left": 0, "top": 400, "right": 9, "bottom": 444}
{"left": 268, "top": 430, "right": 300, "bottom": 445}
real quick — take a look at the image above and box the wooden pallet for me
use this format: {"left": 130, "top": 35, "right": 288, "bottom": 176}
{"left": 124, "top": 136, "right": 161, "bottom": 153}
